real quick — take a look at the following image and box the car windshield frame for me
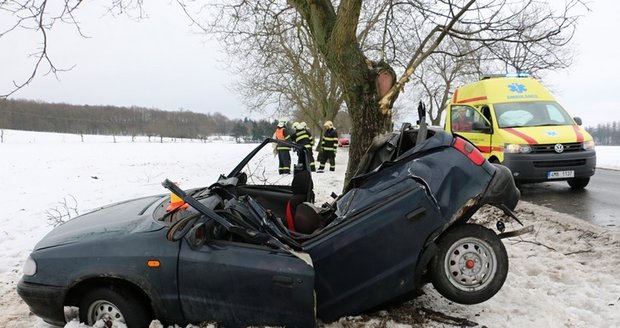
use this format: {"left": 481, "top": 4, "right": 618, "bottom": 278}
{"left": 227, "top": 138, "right": 308, "bottom": 178}
{"left": 493, "top": 101, "right": 574, "bottom": 128}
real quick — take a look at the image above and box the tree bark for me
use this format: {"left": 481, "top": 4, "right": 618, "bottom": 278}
{"left": 326, "top": 45, "right": 391, "bottom": 188}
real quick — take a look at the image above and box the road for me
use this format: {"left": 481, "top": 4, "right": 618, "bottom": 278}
{"left": 519, "top": 168, "right": 619, "bottom": 227}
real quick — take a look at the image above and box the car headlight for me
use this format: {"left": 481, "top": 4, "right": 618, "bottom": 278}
{"left": 23, "top": 256, "right": 37, "bottom": 276}
{"left": 583, "top": 140, "right": 595, "bottom": 150}
{"left": 504, "top": 144, "right": 531, "bottom": 154}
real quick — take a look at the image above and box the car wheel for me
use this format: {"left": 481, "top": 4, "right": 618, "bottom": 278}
{"left": 567, "top": 177, "right": 589, "bottom": 189}
{"left": 430, "top": 224, "right": 508, "bottom": 304}
{"left": 79, "top": 287, "right": 152, "bottom": 328}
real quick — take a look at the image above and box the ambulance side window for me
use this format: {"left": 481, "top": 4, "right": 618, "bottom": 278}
{"left": 451, "top": 105, "right": 491, "bottom": 133}
{"left": 451, "top": 105, "right": 474, "bottom": 132}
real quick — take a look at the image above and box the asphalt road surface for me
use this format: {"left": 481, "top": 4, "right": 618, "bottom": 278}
{"left": 519, "top": 168, "right": 619, "bottom": 227}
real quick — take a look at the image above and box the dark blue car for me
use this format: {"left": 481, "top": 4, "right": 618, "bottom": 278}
{"left": 18, "top": 124, "right": 527, "bottom": 327}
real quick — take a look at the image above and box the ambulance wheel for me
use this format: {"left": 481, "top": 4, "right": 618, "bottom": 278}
{"left": 567, "top": 177, "right": 589, "bottom": 189}
{"left": 430, "top": 224, "right": 508, "bottom": 304}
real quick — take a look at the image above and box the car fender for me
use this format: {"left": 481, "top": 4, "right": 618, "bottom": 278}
{"left": 413, "top": 242, "right": 439, "bottom": 287}
{"left": 418, "top": 163, "right": 521, "bottom": 253}
{"left": 65, "top": 273, "right": 175, "bottom": 322}
{"left": 29, "top": 229, "right": 186, "bottom": 324}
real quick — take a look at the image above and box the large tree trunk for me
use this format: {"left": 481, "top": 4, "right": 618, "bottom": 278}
{"left": 345, "top": 92, "right": 389, "bottom": 187}
{"left": 328, "top": 50, "right": 391, "bottom": 188}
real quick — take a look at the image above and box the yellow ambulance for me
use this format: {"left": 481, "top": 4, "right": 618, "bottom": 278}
{"left": 444, "top": 73, "right": 596, "bottom": 189}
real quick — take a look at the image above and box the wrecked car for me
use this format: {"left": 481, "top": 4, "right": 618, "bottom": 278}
{"left": 17, "top": 122, "right": 528, "bottom": 328}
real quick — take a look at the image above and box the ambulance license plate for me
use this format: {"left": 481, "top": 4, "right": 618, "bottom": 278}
{"left": 547, "top": 170, "right": 574, "bottom": 179}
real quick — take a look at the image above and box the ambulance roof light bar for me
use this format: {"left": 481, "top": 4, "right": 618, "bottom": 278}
{"left": 480, "top": 72, "right": 530, "bottom": 80}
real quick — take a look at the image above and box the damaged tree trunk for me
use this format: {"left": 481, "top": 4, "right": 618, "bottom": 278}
{"left": 321, "top": 46, "right": 396, "bottom": 188}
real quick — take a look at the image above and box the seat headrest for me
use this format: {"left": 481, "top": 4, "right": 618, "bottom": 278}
{"left": 291, "top": 170, "right": 313, "bottom": 195}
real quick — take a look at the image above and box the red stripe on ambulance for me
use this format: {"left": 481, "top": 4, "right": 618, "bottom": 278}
{"left": 572, "top": 125, "right": 584, "bottom": 143}
{"left": 477, "top": 145, "right": 504, "bottom": 154}
{"left": 456, "top": 96, "right": 488, "bottom": 104}
{"left": 452, "top": 88, "right": 488, "bottom": 104}
{"left": 504, "top": 128, "right": 538, "bottom": 144}
{"left": 477, "top": 145, "right": 492, "bottom": 153}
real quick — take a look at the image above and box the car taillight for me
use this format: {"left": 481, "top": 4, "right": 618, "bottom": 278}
{"left": 452, "top": 137, "right": 485, "bottom": 166}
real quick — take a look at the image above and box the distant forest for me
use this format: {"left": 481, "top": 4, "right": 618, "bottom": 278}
{"left": 1, "top": 99, "right": 618, "bottom": 146}
{"left": 587, "top": 123, "right": 620, "bottom": 146}
{"left": 0, "top": 99, "right": 276, "bottom": 142}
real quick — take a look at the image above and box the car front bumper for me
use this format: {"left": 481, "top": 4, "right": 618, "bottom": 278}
{"left": 17, "top": 278, "right": 67, "bottom": 326}
{"left": 503, "top": 150, "right": 596, "bottom": 183}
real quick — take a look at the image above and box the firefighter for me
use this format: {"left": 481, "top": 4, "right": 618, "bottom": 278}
{"left": 273, "top": 119, "right": 291, "bottom": 174}
{"left": 291, "top": 121, "right": 316, "bottom": 172}
{"left": 317, "top": 120, "right": 338, "bottom": 172}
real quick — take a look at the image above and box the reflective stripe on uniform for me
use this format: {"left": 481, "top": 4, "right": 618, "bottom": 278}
{"left": 295, "top": 134, "right": 310, "bottom": 143}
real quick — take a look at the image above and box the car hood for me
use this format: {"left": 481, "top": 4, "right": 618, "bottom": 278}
{"left": 34, "top": 195, "right": 165, "bottom": 250}
{"left": 498, "top": 125, "right": 592, "bottom": 144}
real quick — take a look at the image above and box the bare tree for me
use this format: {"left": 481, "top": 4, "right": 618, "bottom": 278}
{"left": 177, "top": 1, "right": 347, "bottom": 133}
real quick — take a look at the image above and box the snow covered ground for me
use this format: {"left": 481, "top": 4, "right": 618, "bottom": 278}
{"left": 0, "top": 129, "right": 618, "bottom": 328}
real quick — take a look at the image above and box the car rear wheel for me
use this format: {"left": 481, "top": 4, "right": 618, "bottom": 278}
{"left": 79, "top": 287, "right": 152, "bottom": 328}
{"left": 567, "top": 177, "right": 589, "bottom": 189}
{"left": 430, "top": 224, "right": 508, "bottom": 304}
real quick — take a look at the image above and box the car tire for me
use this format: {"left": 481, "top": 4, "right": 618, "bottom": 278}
{"left": 567, "top": 177, "right": 589, "bottom": 189}
{"left": 430, "top": 224, "right": 508, "bottom": 304}
{"left": 79, "top": 287, "right": 152, "bottom": 328}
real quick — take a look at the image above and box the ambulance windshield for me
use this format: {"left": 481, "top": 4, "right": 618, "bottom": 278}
{"left": 494, "top": 101, "right": 574, "bottom": 128}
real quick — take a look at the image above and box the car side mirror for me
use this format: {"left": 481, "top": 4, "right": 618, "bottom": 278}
{"left": 573, "top": 117, "right": 583, "bottom": 126}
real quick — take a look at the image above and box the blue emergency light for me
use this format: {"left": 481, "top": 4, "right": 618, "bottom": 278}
{"left": 505, "top": 72, "right": 530, "bottom": 78}
{"left": 481, "top": 72, "right": 530, "bottom": 80}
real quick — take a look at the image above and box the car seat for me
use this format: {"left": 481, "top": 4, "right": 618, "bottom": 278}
{"left": 285, "top": 169, "right": 318, "bottom": 233}
{"left": 292, "top": 202, "right": 322, "bottom": 234}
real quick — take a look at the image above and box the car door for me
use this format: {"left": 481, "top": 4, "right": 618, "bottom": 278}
{"left": 177, "top": 238, "right": 315, "bottom": 327}
{"left": 304, "top": 174, "right": 443, "bottom": 322}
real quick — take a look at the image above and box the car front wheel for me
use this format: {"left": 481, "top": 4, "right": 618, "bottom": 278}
{"left": 567, "top": 177, "right": 589, "bottom": 189}
{"left": 430, "top": 224, "right": 508, "bottom": 304}
{"left": 79, "top": 287, "right": 152, "bottom": 328}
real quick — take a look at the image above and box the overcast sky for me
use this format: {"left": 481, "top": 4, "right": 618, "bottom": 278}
{"left": 1, "top": 1, "right": 618, "bottom": 127}
{"left": 0, "top": 2, "right": 253, "bottom": 120}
